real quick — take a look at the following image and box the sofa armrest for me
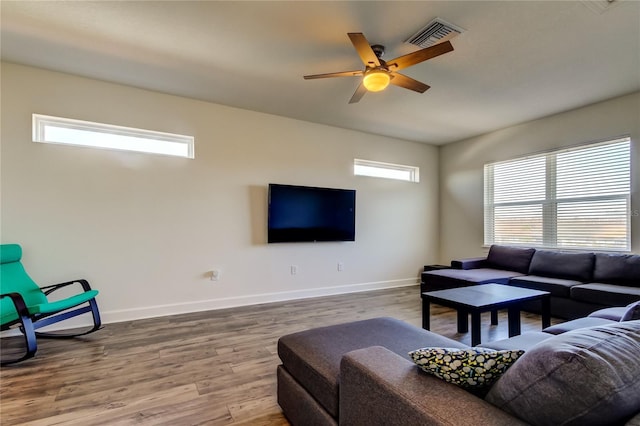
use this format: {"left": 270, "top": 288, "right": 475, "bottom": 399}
{"left": 340, "top": 346, "right": 526, "bottom": 426}
{"left": 451, "top": 257, "right": 488, "bottom": 270}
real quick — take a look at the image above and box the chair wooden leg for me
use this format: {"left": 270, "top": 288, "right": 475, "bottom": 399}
{"left": 1, "top": 316, "right": 37, "bottom": 366}
{"left": 34, "top": 299, "right": 102, "bottom": 339}
{"left": 1, "top": 293, "right": 38, "bottom": 366}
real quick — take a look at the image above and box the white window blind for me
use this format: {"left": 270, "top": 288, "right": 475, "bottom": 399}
{"left": 484, "top": 137, "right": 631, "bottom": 251}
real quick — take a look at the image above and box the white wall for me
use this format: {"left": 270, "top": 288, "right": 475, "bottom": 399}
{"left": 439, "top": 91, "right": 640, "bottom": 262}
{"left": 0, "top": 62, "right": 440, "bottom": 324}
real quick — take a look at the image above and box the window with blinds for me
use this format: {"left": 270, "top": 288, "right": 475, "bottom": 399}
{"left": 484, "top": 137, "right": 631, "bottom": 251}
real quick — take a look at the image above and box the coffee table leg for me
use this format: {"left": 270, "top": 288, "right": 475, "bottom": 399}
{"left": 457, "top": 309, "right": 468, "bottom": 333}
{"left": 507, "top": 306, "right": 521, "bottom": 337}
{"left": 541, "top": 295, "right": 551, "bottom": 329}
{"left": 491, "top": 309, "right": 498, "bottom": 325}
{"left": 471, "top": 311, "right": 481, "bottom": 346}
{"left": 422, "top": 298, "right": 431, "bottom": 330}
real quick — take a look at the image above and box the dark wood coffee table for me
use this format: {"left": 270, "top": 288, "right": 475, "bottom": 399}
{"left": 422, "top": 283, "right": 551, "bottom": 346}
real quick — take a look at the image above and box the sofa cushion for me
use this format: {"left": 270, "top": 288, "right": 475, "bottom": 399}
{"left": 593, "top": 253, "right": 640, "bottom": 287}
{"left": 277, "top": 317, "right": 466, "bottom": 418}
{"left": 542, "top": 317, "right": 616, "bottom": 334}
{"left": 486, "top": 245, "right": 536, "bottom": 274}
{"left": 589, "top": 302, "right": 640, "bottom": 322}
{"left": 277, "top": 366, "right": 338, "bottom": 426}
{"left": 571, "top": 283, "right": 640, "bottom": 307}
{"left": 409, "top": 347, "right": 523, "bottom": 389}
{"left": 340, "top": 346, "right": 528, "bottom": 426}
{"left": 621, "top": 300, "right": 640, "bottom": 321}
{"left": 588, "top": 306, "right": 629, "bottom": 321}
{"left": 528, "top": 250, "right": 594, "bottom": 282}
{"left": 451, "top": 257, "right": 487, "bottom": 270}
{"left": 509, "top": 275, "right": 581, "bottom": 298}
{"left": 625, "top": 412, "right": 640, "bottom": 426}
{"left": 486, "top": 320, "right": 640, "bottom": 426}
{"left": 480, "top": 332, "right": 551, "bottom": 352}
{"left": 422, "top": 268, "right": 524, "bottom": 291}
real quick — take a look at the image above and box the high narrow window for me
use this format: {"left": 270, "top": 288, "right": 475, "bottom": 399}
{"left": 484, "top": 137, "right": 631, "bottom": 251}
{"left": 32, "top": 114, "right": 194, "bottom": 158}
{"left": 354, "top": 159, "right": 419, "bottom": 182}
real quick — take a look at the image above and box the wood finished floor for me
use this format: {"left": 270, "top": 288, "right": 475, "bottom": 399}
{"left": 0, "top": 285, "right": 561, "bottom": 425}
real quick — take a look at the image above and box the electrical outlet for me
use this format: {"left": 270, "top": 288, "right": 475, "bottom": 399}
{"left": 337, "top": 262, "right": 344, "bottom": 271}
{"left": 290, "top": 265, "right": 297, "bottom": 275}
{"left": 211, "top": 270, "right": 220, "bottom": 281}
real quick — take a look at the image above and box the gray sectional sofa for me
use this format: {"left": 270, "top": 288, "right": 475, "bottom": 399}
{"left": 421, "top": 245, "right": 640, "bottom": 319}
{"left": 277, "top": 316, "right": 640, "bottom": 426}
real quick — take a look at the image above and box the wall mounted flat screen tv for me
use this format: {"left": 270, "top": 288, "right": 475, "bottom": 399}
{"left": 268, "top": 184, "right": 356, "bottom": 243}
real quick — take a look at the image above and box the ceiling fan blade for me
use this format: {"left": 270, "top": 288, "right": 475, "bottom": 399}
{"left": 304, "top": 70, "right": 364, "bottom": 79}
{"left": 348, "top": 33, "right": 381, "bottom": 67}
{"left": 349, "top": 81, "right": 368, "bottom": 104}
{"left": 389, "top": 73, "right": 430, "bottom": 93}
{"left": 386, "top": 41, "right": 454, "bottom": 72}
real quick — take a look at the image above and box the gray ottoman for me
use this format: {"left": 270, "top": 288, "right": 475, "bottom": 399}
{"left": 277, "top": 317, "right": 466, "bottom": 425}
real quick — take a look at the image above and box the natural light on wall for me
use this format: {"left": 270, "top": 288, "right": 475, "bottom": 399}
{"left": 354, "top": 159, "right": 419, "bottom": 182}
{"left": 32, "top": 114, "right": 194, "bottom": 158}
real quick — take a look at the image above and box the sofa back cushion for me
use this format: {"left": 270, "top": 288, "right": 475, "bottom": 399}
{"left": 485, "top": 320, "right": 640, "bottom": 426}
{"left": 593, "top": 253, "right": 640, "bottom": 287}
{"left": 528, "top": 250, "right": 595, "bottom": 282}
{"left": 621, "top": 300, "right": 640, "bottom": 321}
{"left": 486, "top": 245, "right": 535, "bottom": 274}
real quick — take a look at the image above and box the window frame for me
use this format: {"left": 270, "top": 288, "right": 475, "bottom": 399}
{"left": 354, "top": 158, "right": 420, "bottom": 183}
{"left": 32, "top": 114, "right": 195, "bottom": 159}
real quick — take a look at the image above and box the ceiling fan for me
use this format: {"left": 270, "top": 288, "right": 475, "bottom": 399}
{"left": 304, "top": 33, "right": 454, "bottom": 104}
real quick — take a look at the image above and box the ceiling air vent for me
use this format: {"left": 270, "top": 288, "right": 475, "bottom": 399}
{"left": 406, "top": 18, "right": 465, "bottom": 48}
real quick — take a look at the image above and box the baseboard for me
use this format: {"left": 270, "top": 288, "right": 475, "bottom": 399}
{"left": 103, "top": 278, "right": 419, "bottom": 325}
{"left": 0, "top": 278, "right": 419, "bottom": 336}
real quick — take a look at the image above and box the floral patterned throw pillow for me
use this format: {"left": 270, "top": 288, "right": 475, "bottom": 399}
{"left": 408, "top": 347, "right": 524, "bottom": 389}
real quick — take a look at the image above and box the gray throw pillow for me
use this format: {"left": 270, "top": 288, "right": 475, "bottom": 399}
{"left": 486, "top": 245, "right": 535, "bottom": 274}
{"left": 485, "top": 321, "right": 640, "bottom": 426}
{"left": 593, "top": 253, "right": 640, "bottom": 287}
{"left": 528, "top": 250, "right": 594, "bottom": 282}
{"left": 621, "top": 300, "right": 640, "bottom": 321}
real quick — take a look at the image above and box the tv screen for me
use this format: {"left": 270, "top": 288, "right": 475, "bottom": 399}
{"left": 268, "top": 184, "right": 356, "bottom": 243}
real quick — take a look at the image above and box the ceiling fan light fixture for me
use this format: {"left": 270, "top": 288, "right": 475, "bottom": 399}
{"left": 363, "top": 69, "right": 390, "bottom": 92}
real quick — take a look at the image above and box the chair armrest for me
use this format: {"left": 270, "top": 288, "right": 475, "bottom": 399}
{"left": 1, "top": 292, "right": 30, "bottom": 316}
{"left": 1, "top": 292, "right": 33, "bottom": 329}
{"left": 451, "top": 257, "right": 488, "bottom": 270}
{"left": 40, "top": 279, "right": 93, "bottom": 296}
{"left": 339, "top": 346, "right": 525, "bottom": 426}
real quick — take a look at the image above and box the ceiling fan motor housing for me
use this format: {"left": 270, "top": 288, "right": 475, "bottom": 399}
{"left": 371, "top": 44, "right": 385, "bottom": 58}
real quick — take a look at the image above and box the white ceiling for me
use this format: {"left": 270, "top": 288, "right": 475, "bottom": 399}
{"left": 1, "top": 1, "right": 639, "bottom": 145}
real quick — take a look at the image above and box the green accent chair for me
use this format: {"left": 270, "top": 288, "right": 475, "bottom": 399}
{"left": 0, "top": 244, "right": 101, "bottom": 365}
